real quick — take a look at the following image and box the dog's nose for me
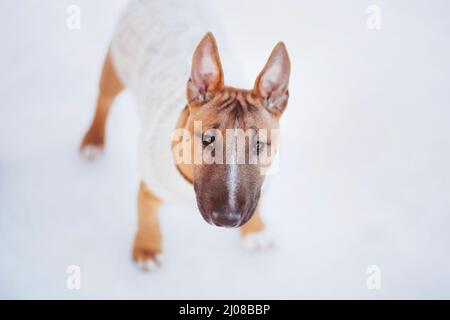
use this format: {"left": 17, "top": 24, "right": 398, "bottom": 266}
{"left": 211, "top": 211, "right": 241, "bottom": 228}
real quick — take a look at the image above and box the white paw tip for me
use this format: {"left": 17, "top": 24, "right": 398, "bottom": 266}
{"left": 242, "top": 231, "right": 274, "bottom": 252}
{"left": 155, "top": 253, "right": 164, "bottom": 265}
{"left": 80, "top": 145, "right": 103, "bottom": 161}
{"left": 136, "top": 259, "right": 159, "bottom": 272}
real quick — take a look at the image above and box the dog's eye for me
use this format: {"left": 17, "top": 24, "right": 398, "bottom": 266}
{"left": 255, "top": 140, "right": 265, "bottom": 154}
{"left": 202, "top": 134, "right": 215, "bottom": 147}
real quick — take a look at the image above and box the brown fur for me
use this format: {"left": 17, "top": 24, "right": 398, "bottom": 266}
{"left": 176, "top": 33, "right": 289, "bottom": 228}
{"left": 133, "top": 182, "right": 162, "bottom": 264}
{"left": 80, "top": 51, "right": 123, "bottom": 150}
{"left": 175, "top": 88, "right": 279, "bottom": 227}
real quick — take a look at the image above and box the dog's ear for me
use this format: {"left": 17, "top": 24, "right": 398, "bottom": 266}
{"left": 187, "top": 32, "right": 224, "bottom": 103}
{"left": 253, "top": 42, "right": 290, "bottom": 115}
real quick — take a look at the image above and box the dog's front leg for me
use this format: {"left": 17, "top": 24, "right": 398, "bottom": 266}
{"left": 133, "top": 182, "right": 163, "bottom": 271}
{"left": 240, "top": 206, "right": 273, "bottom": 251}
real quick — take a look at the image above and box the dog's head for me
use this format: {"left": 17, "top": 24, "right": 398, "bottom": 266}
{"left": 182, "top": 32, "right": 290, "bottom": 228}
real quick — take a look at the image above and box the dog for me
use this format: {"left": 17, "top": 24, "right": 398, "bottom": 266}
{"left": 80, "top": 0, "right": 290, "bottom": 271}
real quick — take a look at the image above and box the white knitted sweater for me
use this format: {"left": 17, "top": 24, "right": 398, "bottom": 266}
{"left": 110, "top": 0, "right": 242, "bottom": 203}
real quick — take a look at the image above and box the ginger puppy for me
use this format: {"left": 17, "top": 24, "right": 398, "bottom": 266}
{"left": 81, "top": 1, "right": 290, "bottom": 271}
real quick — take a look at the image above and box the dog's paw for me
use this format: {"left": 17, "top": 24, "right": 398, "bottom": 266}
{"left": 133, "top": 247, "right": 163, "bottom": 272}
{"left": 241, "top": 230, "right": 274, "bottom": 252}
{"left": 80, "top": 144, "right": 103, "bottom": 161}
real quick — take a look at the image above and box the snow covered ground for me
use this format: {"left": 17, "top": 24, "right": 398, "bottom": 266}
{"left": 1, "top": 0, "right": 450, "bottom": 299}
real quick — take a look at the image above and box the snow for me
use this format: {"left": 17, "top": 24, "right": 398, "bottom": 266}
{"left": 1, "top": 0, "right": 450, "bottom": 299}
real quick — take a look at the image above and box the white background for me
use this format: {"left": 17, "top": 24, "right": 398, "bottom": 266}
{"left": 1, "top": 0, "right": 450, "bottom": 298}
